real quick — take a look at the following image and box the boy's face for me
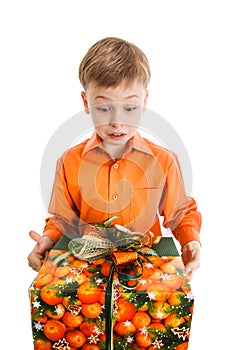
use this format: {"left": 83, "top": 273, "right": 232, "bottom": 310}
{"left": 81, "top": 79, "right": 148, "bottom": 148}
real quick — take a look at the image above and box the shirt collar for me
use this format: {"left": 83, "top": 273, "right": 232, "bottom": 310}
{"left": 81, "top": 132, "right": 106, "bottom": 157}
{"left": 129, "top": 132, "right": 154, "bottom": 156}
{"left": 82, "top": 131, "right": 154, "bottom": 157}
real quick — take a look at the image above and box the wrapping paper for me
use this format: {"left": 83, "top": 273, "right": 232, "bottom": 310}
{"left": 29, "top": 238, "right": 194, "bottom": 350}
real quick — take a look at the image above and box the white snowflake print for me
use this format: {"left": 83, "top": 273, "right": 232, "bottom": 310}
{"left": 147, "top": 291, "right": 156, "bottom": 300}
{"left": 95, "top": 277, "right": 104, "bottom": 285}
{"left": 126, "top": 336, "right": 134, "bottom": 343}
{"left": 139, "top": 326, "right": 148, "bottom": 335}
{"left": 88, "top": 334, "right": 100, "bottom": 344}
{"left": 32, "top": 300, "right": 41, "bottom": 308}
{"left": 65, "top": 277, "right": 74, "bottom": 284}
{"left": 156, "top": 311, "right": 164, "bottom": 319}
{"left": 93, "top": 326, "right": 103, "bottom": 335}
{"left": 186, "top": 291, "right": 195, "bottom": 301}
{"left": 33, "top": 321, "right": 44, "bottom": 331}
{"left": 55, "top": 305, "right": 64, "bottom": 315}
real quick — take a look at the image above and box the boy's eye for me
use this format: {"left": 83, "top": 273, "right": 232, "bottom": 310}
{"left": 92, "top": 104, "right": 142, "bottom": 116}
{"left": 96, "top": 106, "right": 111, "bottom": 113}
{"left": 124, "top": 106, "right": 138, "bottom": 112}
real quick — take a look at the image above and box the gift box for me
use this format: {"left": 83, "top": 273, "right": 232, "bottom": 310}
{"left": 29, "top": 235, "right": 194, "bottom": 350}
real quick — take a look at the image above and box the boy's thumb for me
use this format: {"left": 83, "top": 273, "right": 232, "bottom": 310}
{"left": 29, "top": 230, "right": 42, "bottom": 244}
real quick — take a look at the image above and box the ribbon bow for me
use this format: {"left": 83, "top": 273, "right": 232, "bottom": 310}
{"left": 68, "top": 230, "right": 155, "bottom": 265}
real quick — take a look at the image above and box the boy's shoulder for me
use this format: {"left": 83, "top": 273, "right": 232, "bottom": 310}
{"left": 139, "top": 135, "right": 176, "bottom": 161}
{"left": 60, "top": 138, "right": 90, "bottom": 162}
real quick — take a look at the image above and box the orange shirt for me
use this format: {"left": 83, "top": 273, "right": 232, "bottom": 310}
{"left": 44, "top": 131, "right": 201, "bottom": 247}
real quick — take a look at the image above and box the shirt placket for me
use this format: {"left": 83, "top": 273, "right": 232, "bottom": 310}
{"left": 108, "top": 161, "right": 120, "bottom": 203}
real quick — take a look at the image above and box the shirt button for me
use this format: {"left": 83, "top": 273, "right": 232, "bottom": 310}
{"left": 112, "top": 194, "right": 118, "bottom": 200}
{"left": 113, "top": 163, "right": 119, "bottom": 169}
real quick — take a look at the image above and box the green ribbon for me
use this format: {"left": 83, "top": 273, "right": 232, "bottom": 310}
{"left": 105, "top": 263, "right": 115, "bottom": 350}
{"left": 104, "top": 250, "right": 153, "bottom": 350}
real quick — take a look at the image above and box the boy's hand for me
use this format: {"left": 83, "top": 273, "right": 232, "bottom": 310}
{"left": 27, "top": 231, "right": 53, "bottom": 271}
{"left": 181, "top": 240, "right": 200, "bottom": 281}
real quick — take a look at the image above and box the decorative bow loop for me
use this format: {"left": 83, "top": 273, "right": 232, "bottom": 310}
{"left": 111, "top": 251, "right": 138, "bottom": 265}
{"left": 67, "top": 230, "right": 155, "bottom": 263}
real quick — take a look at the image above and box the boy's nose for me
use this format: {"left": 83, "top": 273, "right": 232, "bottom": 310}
{"left": 109, "top": 106, "right": 124, "bottom": 126}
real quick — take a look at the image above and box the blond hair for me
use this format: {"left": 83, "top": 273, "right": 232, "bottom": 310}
{"left": 79, "top": 37, "right": 151, "bottom": 90}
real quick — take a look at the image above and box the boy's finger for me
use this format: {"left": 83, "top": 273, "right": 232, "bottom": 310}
{"left": 181, "top": 248, "right": 193, "bottom": 265}
{"left": 28, "top": 259, "right": 43, "bottom": 272}
{"left": 185, "top": 262, "right": 195, "bottom": 281}
{"left": 185, "top": 259, "right": 200, "bottom": 281}
{"left": 29, "top": 230, "right": 42, "bottom": 243}
{"left": 184, "top": 247, "right": 193, "bottom": 261}
{"left": 182, "top": 241, "right": 200, "bottom": 265}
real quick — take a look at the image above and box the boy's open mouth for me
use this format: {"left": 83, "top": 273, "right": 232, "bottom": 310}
{"left": 109, "top": 133, "right": 126, "bottom": 139}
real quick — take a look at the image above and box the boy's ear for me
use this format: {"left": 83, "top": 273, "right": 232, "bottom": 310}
{"left": 81, "top": 91, "right": 90, "bottom": 114}
{"left": 143, "top": 90, "right": 149, "bottom": 108}
{"left": 143, "top": 90, "right": 149, "bottom": 111}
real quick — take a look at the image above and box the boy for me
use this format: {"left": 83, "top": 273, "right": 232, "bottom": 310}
{"left": 28, "top": 37, "right": 201, "bottom": 281}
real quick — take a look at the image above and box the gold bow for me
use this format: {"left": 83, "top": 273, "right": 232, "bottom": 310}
{"left": 68, "top": 230, "right": 157, "bottom": 263}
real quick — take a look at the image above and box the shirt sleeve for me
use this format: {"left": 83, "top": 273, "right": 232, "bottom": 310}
{"left": 160, "top": 152, "right": 202, "bottom": 247}
{"left": 43, "top": 156, "right": 80, "bottom": 244}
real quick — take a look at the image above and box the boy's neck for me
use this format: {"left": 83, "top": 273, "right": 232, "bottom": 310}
{"left": 102, "top": 140, "right": 129, "bottom": 159}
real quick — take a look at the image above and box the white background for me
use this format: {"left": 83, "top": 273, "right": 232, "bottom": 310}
{"left": 1, "top": 0, "right": 233, "bottom": 349}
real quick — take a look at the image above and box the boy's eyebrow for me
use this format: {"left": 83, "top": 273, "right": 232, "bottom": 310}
{"left": 94, "top": 94, "right": 140, "bottom": 101}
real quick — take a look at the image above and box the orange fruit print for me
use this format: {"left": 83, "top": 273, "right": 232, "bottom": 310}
{"left": 43, "top": 319, "right": 66, "bottom": 342}
{"left": 62, "top": 311, "right": 83, "bottom": 327}
{"left": 33, "top": 338, "right": 52, "bottom": 350}
{"left": 40, "top": 280, "right": 65, "bottom": 305}
{"left": 116, "top": 299, "right": 136, "bottom": 322}
{"left": 65, "top": 329, "right": 86, "bottom": 348}
{"left": 80, "top": 320, "right": 98, "bottom": 336}
{"left": 81, "top": 302, "right": 102, "bottom": 318}
{"left": 132, "top": 311, "right": 151, "bottom": 329}
{"left": 114, "top": 321, "right": 136, "bottom": 336}
{"left": 77, "top": 282, "right": 101, "bottom": 303}
{"left": 29, "top": 248, "right": 194, "bottom": 349}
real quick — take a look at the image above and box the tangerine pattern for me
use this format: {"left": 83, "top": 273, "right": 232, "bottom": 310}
{"left": 29, "top": 250, "right": 194, "bottom": 349}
